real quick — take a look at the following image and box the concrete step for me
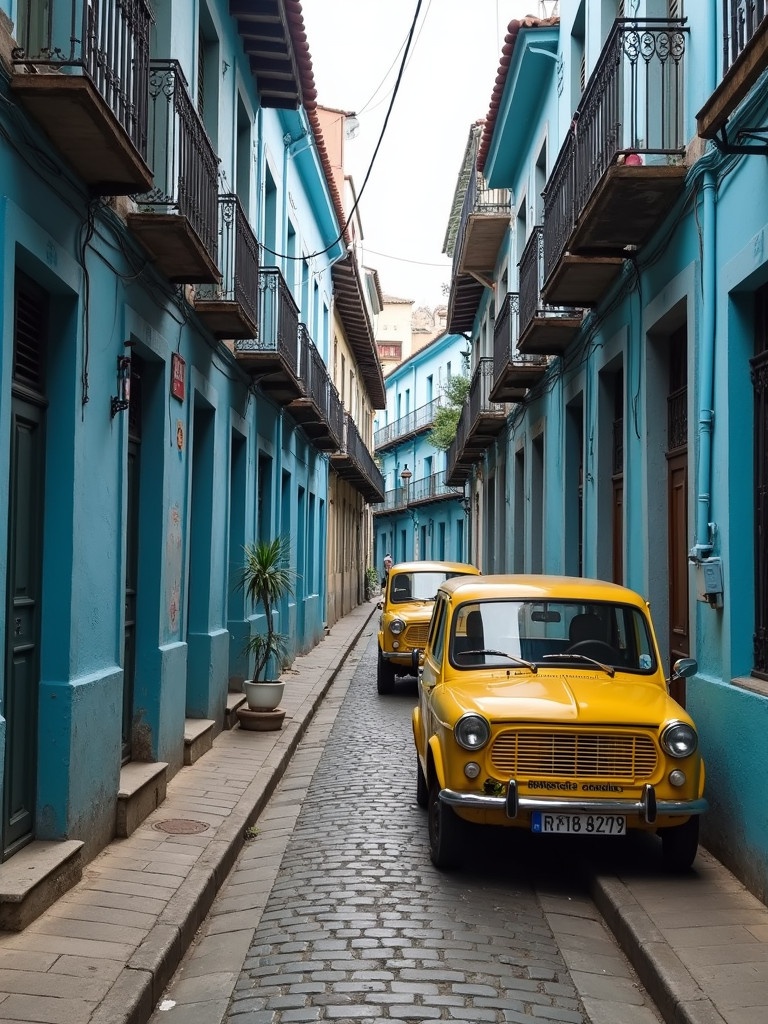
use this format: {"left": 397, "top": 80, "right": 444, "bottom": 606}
{"left": 0, "top": 839, "right": 84, "bottom": 931}
{"left": 116, "top": 760, "right": 168, "bottom": 838}
{"left": 183, "top": 718, "right": 215, "bottom": 765}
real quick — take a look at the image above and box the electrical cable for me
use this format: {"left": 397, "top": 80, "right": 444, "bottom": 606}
{"left": 260, "top": 0, "right": 424, "bottom": 263}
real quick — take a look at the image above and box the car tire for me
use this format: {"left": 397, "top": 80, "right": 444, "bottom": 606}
{"left": 428, "top": 779, "right": 462, "bottom": 869}
{"left": 416, "top": 756, "right": 428, "bottom": 808}
{"left": 377, "top": 649, "right": 396, "bottom": 695}
{"left": 660, "top": 815, "right": 699, "bottom": 871}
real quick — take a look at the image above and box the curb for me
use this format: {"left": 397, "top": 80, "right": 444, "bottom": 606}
{"left": 589, "top": 873, "right": 728, "bottom": 1024}
{"left": 95, "top": 602, "right": 379, "bottom": 1024}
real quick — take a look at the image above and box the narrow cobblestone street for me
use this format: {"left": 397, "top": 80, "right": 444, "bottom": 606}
{"left": 150, "top": 618, "right": 661, "bottom": 1024}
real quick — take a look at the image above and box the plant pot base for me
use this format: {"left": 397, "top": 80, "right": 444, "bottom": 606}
{"left": 236, "top": 707, "right": 286, "bottom": 731}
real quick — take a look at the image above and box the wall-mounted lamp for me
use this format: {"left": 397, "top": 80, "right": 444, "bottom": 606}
{"left": 111, "top": 344, "right": 132, "bottom": 418}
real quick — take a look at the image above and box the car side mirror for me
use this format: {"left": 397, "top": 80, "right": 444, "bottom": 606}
{"left": 377, "top": 601, "right": 383, "bottom": 610}
{"left": 671, "top": 657, "right": 698, "bottom": 679}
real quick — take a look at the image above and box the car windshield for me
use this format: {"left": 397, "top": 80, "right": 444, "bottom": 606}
{"left": 449, "top": 598, "right": 656, "bottom": 674}
{"left": 390, "top": 571, "right": 466, "bottom": 604}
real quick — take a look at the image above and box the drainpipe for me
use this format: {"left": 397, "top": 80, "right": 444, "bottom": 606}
{"left": 690, "top": 169, "right": 717, "bottom": 562}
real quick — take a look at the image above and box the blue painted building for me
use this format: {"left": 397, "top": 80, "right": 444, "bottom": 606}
{"left": 0, "top": 0, "right": 382, "bottom": 910}
{"left": 372, "top": 331, "right": 470, "bottom": 571}
{"left": 445, "top": 2, "right": 768, "bottom": 900}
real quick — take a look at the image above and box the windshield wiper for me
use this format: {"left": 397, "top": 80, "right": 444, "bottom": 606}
{"left": 541, "top": 653, "right": 615, "bottom": 677}
{"left": 461, "top": 649, "right": 538, "bottom": 673}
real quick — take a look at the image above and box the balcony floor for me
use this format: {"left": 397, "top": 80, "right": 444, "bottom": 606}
{"left": 518, "top": 313, "right": 583, "bottom": 356}
{"left": 128, "top": 213, "right": 221, "bottom": 284}
{"left": 11, "top": 72, "right": 153, "bottom": 195}
{"left": 542, "top": 254, "right": 624, "bottom": 307}
{"left": 570, "top": 164, "right": 687, "bottom": 253}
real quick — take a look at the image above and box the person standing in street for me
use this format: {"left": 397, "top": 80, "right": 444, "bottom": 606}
{"left": 382, "top": 553, "right": 392, "bottom": 587}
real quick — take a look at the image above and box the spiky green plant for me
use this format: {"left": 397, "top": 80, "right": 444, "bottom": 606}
{"left": 238, "top": 536, "right": 297, "bottom": 682}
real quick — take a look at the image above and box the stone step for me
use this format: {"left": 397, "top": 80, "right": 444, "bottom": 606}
{"left": 183, "top": 718, "right": 215, "bottom": 765}
{"left": 225, "top": 690, "right": 247, "bottom": 730}
{"left": 0, "top": 839, "right": 84, "bottom": 931}
{"left": 116, "top": 761, "right": 168, "bottom": 838}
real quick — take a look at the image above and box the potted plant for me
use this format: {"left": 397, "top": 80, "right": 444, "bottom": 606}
{"left": 236, "top": 536, "right": 296, "bottom": 728}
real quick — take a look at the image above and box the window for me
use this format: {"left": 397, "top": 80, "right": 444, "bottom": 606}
{"left": 378, "top": 343, "right": 401, "bottom": 360}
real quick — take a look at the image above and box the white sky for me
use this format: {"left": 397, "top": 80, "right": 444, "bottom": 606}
{"left": 300, "top": 0, "right": 536, "bottom": 308}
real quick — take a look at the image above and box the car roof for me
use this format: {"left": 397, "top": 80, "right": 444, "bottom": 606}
{"left": 436, "top": 574, "right": 648, "bottom": 607}
{"left": 388, "top": 560, "right": 480, "bottom": 575}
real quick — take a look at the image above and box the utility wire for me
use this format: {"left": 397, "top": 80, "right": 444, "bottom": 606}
{"left": 262, "top": 0, "right": 424, "bottom": 262}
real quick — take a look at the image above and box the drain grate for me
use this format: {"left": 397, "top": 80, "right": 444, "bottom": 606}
{"left": 153, "top": 818, "right": 210, "bottom": 835}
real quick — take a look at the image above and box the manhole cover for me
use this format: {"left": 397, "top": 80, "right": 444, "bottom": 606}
{"left": 153, "top": 818, "right": 210, "bottom": 835}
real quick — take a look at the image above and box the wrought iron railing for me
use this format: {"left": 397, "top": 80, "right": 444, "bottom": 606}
{"left": 543, "top": 19, "right": 688, "bottom": 282}
{"left": 339, "top": 414, "right": 385, "bottom": 495}
{"left": 494, "top": 292, "right": 520, "bottom": 373}
{"left": 723, "top": 0, "right": 767, "bottom": 75}
{"left": 667, "top": 385, "right": 687, "bottom": 451}
{"left": 452, "top": 169, "right": 510, "bottom": 278}
{"left": 134, "top": 59, "right": 219, "bottom": 264}
{"left": 327, "top": 381, "right": 344, "bottom": 444}
{"left": 235, "top": 267, "right": 299, "bottom": 371}
{"left": 12, "top": 0, "right": 153, "bottom": 159}
{"left": 519, "top": 227, "right": 582, "bottom": 335}
{"left": 468, "top": 357, "right": 502, "bottom": 425}
{"left": 372, "top": 470, "right": 462, "bottom": 514}
{"left": 196, "top": 195, "right": 259, "bottom": 324}
{"left": 373, "top": 397, "right": 444, "bottom": 450}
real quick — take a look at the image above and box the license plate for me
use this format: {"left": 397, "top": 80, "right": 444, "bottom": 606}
{"left": 531, "top": 812, "right": 626, "bottom": 836}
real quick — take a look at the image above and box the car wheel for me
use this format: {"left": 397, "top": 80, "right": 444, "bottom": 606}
{"left": 377, "top": 649, "right": 396, "bottom": 694}
{"left": 416, "top": 756, "right": 428, "bottom": 808}
{"left": 428, "top": 779, "right": 462, "bottom": 869}
{"left": 660, "top": 816, "right": 700, "bottom": 871}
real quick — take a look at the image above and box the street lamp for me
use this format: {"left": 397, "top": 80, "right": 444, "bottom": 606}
{"left": 400, "top": 464, "right": 415, "bottom": 559}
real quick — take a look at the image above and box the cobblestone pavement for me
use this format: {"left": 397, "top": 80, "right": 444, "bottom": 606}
{"left": 152, "top": 624, "right": 662, "bottom": 1024}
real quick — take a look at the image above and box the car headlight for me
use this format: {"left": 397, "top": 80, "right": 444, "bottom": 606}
{"left": 389, "top": 618, "right": 405, "bottom": 636}
{"left": 454, "top": 713, "right": 490, "bottom": 751}
{"left": 660, "top": 721, "right": 698, "bottom": 758}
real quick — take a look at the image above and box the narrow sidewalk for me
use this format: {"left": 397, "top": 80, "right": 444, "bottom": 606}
{"left": 0, "top": 599, "right": 379, "bottom": 1024}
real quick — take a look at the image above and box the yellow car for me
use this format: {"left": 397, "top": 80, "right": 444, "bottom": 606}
{"left": 377, "top": 560, "right": 480, "bottom": 695}
{"left": 412, "top": 575, "right": 707, "bottom": 871}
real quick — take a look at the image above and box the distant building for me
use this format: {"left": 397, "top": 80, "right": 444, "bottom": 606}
{"left": 376, "top": 298, "right": 451, "bottom": 375}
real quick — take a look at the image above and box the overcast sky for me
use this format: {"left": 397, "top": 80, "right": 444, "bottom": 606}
{"left": 301, "top": 0, "right": 536, "bottom": 308}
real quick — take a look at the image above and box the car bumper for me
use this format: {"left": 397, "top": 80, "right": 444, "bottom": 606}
{"left": 440, "top": 782, "right": 708, "bottom": 824}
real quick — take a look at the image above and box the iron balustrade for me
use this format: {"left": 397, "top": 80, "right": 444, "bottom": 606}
{"left": 12, "top": 0, "right": 153, "bottom": 160}
{"left": 452, "top": 168, "right": 510, "bottom": 279}
{"left": 519, "top": 227, "right": 582, "bottom": 335}
{"left": 338, "top": 413, "right": 385, "bottom": 496}
{"left": 327, "top": 381, "right": 344, "bottom": 445}
{"left": 468, "top": 357, "right": 499, "bottom": 424}
{"left": 196, "top": 195, "right": 259, "bottom": 325}
{"left": 372, "top": 470, "right": 462, "bottom": 514}
{"left": 373, "top": 397, "right": 444, "bottom": 450}
{"left": 134, "top": 59, "right": 219, "bottom": 266}
{"left": 236, "top": 267, "right": 299, "bottom": 373}
{"left": 299, "top": 326, "right": 331, "bottom": 419}
{"left": 494, "top": 292, "right": 520, "bottom": 375}
{"left": 543, "top": 18, "right": 687, "bottom": 282}
{"left": 724, "top": 0, "right": 767, "bottom": 74}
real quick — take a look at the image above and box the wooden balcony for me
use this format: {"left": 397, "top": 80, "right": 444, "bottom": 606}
{"left": 128, "top": 61, "right": 220, "bottom": 284}
{"left": 697, "top": 1, "right": 768, "bottom": 142}
{"left": 195, "top": 196, "right": 259, "bottom": 338}
{"left": 464, "top": 358, "right": 508, "bottom": 453}
{"left": 10, "top": 0, "right": 153, "bottom": 194}
{"left": 518, "top": 227, "right": 584, "bottom": 355}
{"left": 287, "top": 328, "right": 343, "bottom": 451}
{"left": 542, "top": 19, "right": 688, "bottom": 307}
{"left": 444, "top": 412, "right": 476, "bottom": 487}
{"left": 490, "top": 293, "right": 547, "bottom": 402}
{"left": 234, "top": 267, "right": 302, "bottom": 404}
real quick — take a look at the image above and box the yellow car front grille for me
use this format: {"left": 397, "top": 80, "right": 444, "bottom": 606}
{"left": 403, "top": 623, "right": 430, "bottom": 646}
{"left": 490, "top": 731, "right": 658, "bottom": 780}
